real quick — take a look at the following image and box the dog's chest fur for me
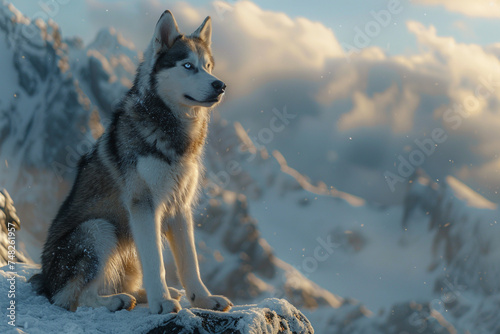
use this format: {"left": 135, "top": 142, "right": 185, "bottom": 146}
{"left": 105, "top": 92, "right": 209, "bottom": 215}
{"left": 136, "top": 133, "right": 203, "bottom": 211}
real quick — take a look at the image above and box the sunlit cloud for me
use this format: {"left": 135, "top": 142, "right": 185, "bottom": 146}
{"left": 84, "top": 0, "right": 500, "bottom": 202}
{"left": 415, "top": 0, "right": 500, "bottom": 18}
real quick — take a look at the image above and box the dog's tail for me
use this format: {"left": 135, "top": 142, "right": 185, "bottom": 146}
{"left": 29, "top": 273, "right": 47, "bottom": 296}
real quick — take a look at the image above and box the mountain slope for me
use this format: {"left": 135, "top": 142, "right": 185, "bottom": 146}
{"left": 1, "top": 2, "right": 499, "bottom": 333}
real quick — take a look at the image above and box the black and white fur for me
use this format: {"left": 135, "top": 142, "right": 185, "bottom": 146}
{"left": 30, "top": 10, "right": 232, "bottom": 314}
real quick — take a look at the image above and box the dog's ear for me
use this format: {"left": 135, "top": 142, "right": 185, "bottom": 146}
{"left": 192, "top": 16, "right": 212, "bottom": 46}
{"left": 153, "top": 10, "right": 181, "bottom": 53}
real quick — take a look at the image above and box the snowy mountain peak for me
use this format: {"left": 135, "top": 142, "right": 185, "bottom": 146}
{"left": 403, "top": 169, "right": 500, "bottom": 299}
{"left": 1, "top": 1, "right": 28, "bottom": 25}
{"left": 1, "top": 1, "right": 63, "bottom": 50}
{"left": 88, "top": 27, "right": 137, "bottom": 57}
{"left": 445, "top": 175, "right": 497, "bottom": 210}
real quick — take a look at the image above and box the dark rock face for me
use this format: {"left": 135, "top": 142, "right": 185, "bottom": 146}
{"left": 146, "top": 299, "right": 314, "bottom": 334}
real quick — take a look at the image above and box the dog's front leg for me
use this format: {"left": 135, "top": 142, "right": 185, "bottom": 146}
{"left": 128, "top": 197, "right": 181, "bottom": 314}
{"left": 166, "top": 209, "right": 233, "bottom": 312}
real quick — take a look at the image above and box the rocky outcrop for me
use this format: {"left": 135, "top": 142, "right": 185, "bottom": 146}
{"left": 147, "top": 299, "right": 314, "bottom": 334}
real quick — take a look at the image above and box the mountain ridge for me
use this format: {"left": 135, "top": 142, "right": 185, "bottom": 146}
{"left": 1, "top": 2, "right": 499, "bottom": 332}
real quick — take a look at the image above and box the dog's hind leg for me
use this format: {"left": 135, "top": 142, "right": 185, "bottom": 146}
{"left": 78, "top": 280, "right": 137, "bottom": 312}
{"left": 121, "top": 252, "right": 149, "bottom": 304}
{"left": 52, "top": 219, "right": 136, "bottom": 311}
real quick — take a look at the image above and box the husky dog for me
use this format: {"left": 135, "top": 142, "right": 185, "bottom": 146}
{"left": 30, "top": 11, "right": 233, "bottom": 314}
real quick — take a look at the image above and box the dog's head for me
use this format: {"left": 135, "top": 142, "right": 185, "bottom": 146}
{"left": 142, "top": 11, "right": 225, "bottom": 110}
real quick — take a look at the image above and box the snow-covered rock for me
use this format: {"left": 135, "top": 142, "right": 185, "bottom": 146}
{"left": 148, "top": 298, "right": 313, "bottom": 334}
{"left": 0, "top": 264, "right": 313, "bottom": 334}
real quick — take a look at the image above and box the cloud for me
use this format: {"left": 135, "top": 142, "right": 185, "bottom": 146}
{"left": 210, "top": 1, "right": 343, "bottom": 96}
{"left": 337, "top": 85, "right": 420, "bottom": 133}
{"left": 452, "top": 20, "right": 474, "bottom": 38}
{"left": 85, "top": 0, "right": 344, "bottom": 97}
{"left": 415, "top": 0, "right": 500, "bottom": 18}
{"left": 83, "top": 1, "right": 500, "bottom": 203}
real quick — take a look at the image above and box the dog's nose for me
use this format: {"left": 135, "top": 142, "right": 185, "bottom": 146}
{"left": 212, "top": 80, "right": 226, "bottom": 93}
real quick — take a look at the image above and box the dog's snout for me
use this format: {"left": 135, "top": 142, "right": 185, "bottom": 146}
{"left": 212, "top": 80, "right": 226, "bottom": 93}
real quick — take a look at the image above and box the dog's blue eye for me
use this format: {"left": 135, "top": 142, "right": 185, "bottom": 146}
{"left": 183, "top": 63, "right": 193, "bottom": 70}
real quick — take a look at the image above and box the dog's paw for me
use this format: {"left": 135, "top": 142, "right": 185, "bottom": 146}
{"left": 106, "top": 293, "right": 137, "bottom": 312}
{"left": 191, "top": 294, "right": 233, "bottom": 312}
{"left": 148, "top": 298, "right": 182, "bottom": 314}
{"left": 168, "top": 287, "right": 183, "bottom": 300}
{"left": 133, "top": 288, "right": 182, "bottom": 303}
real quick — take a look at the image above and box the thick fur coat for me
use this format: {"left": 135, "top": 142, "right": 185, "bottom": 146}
{"left": 30, "top": 10, "right": 232, "bottom": 314}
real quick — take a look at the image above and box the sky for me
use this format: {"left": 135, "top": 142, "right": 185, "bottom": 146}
{"left": 8, "top": 0, "right": 500, "bottom": 54}
{"left": 7, "top": 0, "right": 500, "bottom": 204}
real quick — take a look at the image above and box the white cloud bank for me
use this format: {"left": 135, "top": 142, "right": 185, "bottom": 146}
{"left": 85, "top": 0, "right": 500, "bottom": 203}
{"left": 415, "top": 0, "right": 500, "bottom": 18}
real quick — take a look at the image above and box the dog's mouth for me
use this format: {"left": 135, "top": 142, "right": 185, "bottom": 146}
{"left": 184, "top": 94, "right": 221, "bottom": 104}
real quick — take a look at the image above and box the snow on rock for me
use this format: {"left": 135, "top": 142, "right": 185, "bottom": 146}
{"left": 306, "top": 295, "right": 500, "bottom": 334}
{"left": 148, "top": 298, "right": 314, "bottom": 334}
{"left": 0, "top": 1, "right": 91, "bottom": 166}
{"left": 0, "top": 264, "right": 313, "bottom": 334}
